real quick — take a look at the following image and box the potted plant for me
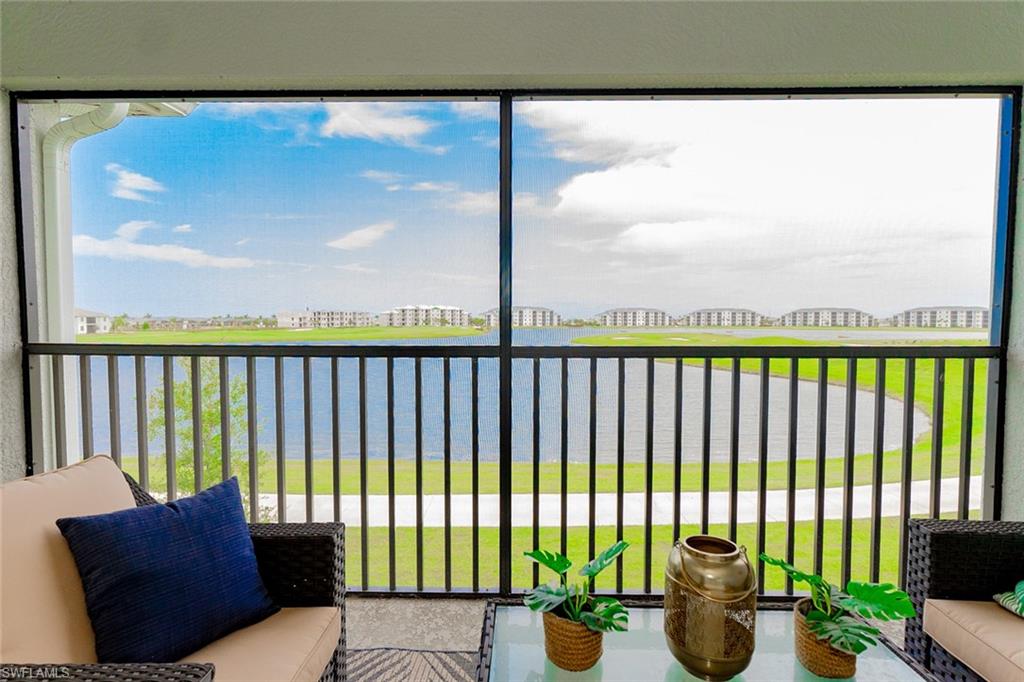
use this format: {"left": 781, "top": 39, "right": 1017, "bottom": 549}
{"left": 523, "top": 541, "right": 630, "bottom": 671}
{"left": 760, "top": 553, "right": 916, "bottom": 678}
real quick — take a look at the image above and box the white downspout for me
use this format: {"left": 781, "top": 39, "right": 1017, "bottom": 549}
{"left": 37, "top": 103, "right": 129, "bottom": 467}
{"left": 41, "top": 103, "right": 129, "bottom": 342}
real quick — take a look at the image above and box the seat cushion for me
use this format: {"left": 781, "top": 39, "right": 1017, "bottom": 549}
{"left": 924, "top": 599, "right": 1024, "bottom": 682}
{"left": 56, "top": 478, "right": 278, "bottom": 663}
{"left": 179, "top": 607, "right": 341, "bottom": 682}
{"left": 0, "top": 456, "right": 137, "bottom": 663}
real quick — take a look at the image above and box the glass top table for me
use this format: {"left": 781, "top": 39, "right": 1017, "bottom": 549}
{"left": 478, "top": 603, "right": 931, "bottom": 681}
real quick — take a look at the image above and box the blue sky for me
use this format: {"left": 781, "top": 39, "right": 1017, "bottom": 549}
{"left": 71, "top": 97, "right": 1003, "bottom": 319}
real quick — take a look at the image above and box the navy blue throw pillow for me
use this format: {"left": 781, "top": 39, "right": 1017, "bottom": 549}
{"left": 56, "top": 477, "right": 278, "bottom": 663}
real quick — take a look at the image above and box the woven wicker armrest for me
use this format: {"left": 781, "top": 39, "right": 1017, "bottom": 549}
{"left": 904, "top": 518, "right": 1024, "bottom": 670}
{"left": 248, "top": 523, "right": 345, "bottom": 608}
{"left": 0, "top": 663, "right": 214, "bottom": 682}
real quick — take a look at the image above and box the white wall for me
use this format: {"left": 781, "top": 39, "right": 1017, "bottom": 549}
{"left": 0, "top": 2, "right": 1022, "bottom": 505}
{"left": 0, "top": 93, "right": 27, "bottom": 482}
{"left": 1002, "top": 120, "right": 1024, "bottom": 521}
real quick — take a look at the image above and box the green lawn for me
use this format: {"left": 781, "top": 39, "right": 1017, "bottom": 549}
{"left": 77, "top": 326, "right": 484, "bottom": 344}
{"left": 339, "top": 516, "right": 931, "bottom": 592}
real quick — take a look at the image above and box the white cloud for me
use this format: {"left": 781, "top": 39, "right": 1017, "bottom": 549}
{"left": 450, "top": 191, "right": 497, "bottom": 215}
{"left": 235, "top": 238, "right": 251, "bottom": 246}
{"left": 114, "top": 220, "right": 156, "bottom": 241}
{"left": 361, "top": 169, "right": 405, "bottom": 183}
{"left": 410, "top": 181, "right": 458, "bottom": 192}
{"left": 335, "top": 263, "right": 379, "bottom": 274}
{"left": 326, "top": 221, "right": 395, "bottom": 250}
{"left": 206, "top": 102, "right": 320, "bottom": 117}
{"left": 105, "top": 164, "right": 165, "bottom": 202}
{"left": 321, "top": 103, "right": 445, "bottom": 153}
{"left": 73, "top": 235, "right": 256, "bottom": 269}
{"left": 450, "top": 101, "right": 499, "bottom": 120}
{"left": 385, "top": 184, "right": 403, "bottom": 192}
{"left": 172, "top": 224, "right": 192, "bottom": 233}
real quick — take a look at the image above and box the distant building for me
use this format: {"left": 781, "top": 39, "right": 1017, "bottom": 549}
{"left": 481, "top": 306, "right": 561, "bottom": 327}
{"left": 680, "top": 308, "right": 767, "bottom": 327}
{"left": 74, "top": 308, "right": 111, "bottom": 334}
{"left": 276, "top": 310, "right": 374, "bottom": 329}
{"left": 376, "top": 305, "right": 470, "bottom": 327}
{"left": 779, "top": 308, "right": 875, "bottom": 327}
{"left": 596, "top": 308, "right": 670, "bottom": 327}
{"left": 892, "top": 306, "right": 989, "bottom": 329}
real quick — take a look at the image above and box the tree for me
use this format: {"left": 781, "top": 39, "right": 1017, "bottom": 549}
{"left": 111, "top": 314, "right": 129, "bottom": 332}
{"left": 148, "top": 358, "right": 271, "bottom": 517}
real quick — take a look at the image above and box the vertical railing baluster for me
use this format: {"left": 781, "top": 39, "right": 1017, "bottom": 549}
{"left": 958, "top": 359, "right": 975, "bottom": 520}
{"left": 532, "top": 358, "right": 541, "bottom": 589}
{"left": 191, "top": 356, "right": 202, "bottom": 493}
{"left": 589, "top": 358, "right": 598, "bottom": 571}
{"left": 358, "top": 356, "right": 368, "bottom": 590}
{"left": 870, "top": 358, "right": 886, "bottom": 583}
{"left": 756, "top": 358, "right": 769, "bottom": 594}
{"left": 701, "top": 358, "right": 712, "bottom": 535}
{"left": 246, "top": 356, "right": 258, "bottom": 522}
{"left": 644, "top": 357, "right": 655, "bottom": 593}
{"left": 673, "top": 358, "right": 683, "bottom": 544}
{"left": 471, "top": 357, "right": 480, "bottom": 592}
{"left": 930, "top": 358, "right": 945, "bottom": 519}
{"left": 51, "top": 355, "right": 67, "bottom": 468}
{"left": 616, "top": 357, "right": 625, "bottom": 592}
{"left": 415, "top": 358, "right": 424, "bottom": 591}
{"left": 331, "top": 358, "right": 341, "bottom": 524}
{"left": 387, "top": 357, "right": 396, "bottom": 591}
{"left": 786, "top": 359, "right": 798, "bottom": 595}
{"left": 80, "top": 355, "right": 93, "bottom": 459}
{"left": 303, "top": 357, "right": 314, "bottom": 521}
{"left": 813, "top": 358, "right": 828, "bottom": 578}
{"left": 443, "top": 357, "right": 452, "bottom": 592}
{"left": 108, "top": 356, "right": 121, "bottom": 466}
{"left": 274, "top": 357, "right": 286, "bottom": 523}
{"left": 898, "top": 358, "right": 916, "bottom": 589}
{"left": 219, "top": 357, "right": 230, "bottom": 481}
{"left": 163, "top": 356, "right": 176, "bottom": 501}
{"left": 560, "top": 358, "right": 569, "bottom": 558}
{"left": 729, "top": 358, "right": 740, "bottom": 542}
{"left": 841, "top": 358, "right": 857, "bottom": 587}
{"left": 135, "top": 356, "right": 148, "bottom": 490}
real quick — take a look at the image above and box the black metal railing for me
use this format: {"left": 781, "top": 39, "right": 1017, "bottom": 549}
{"left": 26, "top": 342, "right": 1000, "bottom": 597}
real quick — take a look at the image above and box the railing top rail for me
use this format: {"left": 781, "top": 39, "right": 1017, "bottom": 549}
{"left": 25, "top": 342, "right": 1000, "bottom": 359}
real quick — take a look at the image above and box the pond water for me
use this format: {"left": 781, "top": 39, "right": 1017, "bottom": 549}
{"left": 74, "top": 326, "right": 935, "bottom": 464}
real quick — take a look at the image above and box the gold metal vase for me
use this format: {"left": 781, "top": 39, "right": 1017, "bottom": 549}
{"left": 664, "top": 535, "right": 757, "bottom": 681}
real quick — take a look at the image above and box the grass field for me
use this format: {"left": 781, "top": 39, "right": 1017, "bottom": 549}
{"left": 336, "top": 515, "right": 942, "bottom": 592}
{"left": 76, "top": 326, "right": 484, "bottom": 344}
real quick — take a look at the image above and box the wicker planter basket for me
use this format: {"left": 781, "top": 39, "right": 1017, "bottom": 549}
{"left": 542, "top": 610, "right": 604, "bottom": 671}
{"left": 793, "top": 598, "right": 857, "bottom": 679}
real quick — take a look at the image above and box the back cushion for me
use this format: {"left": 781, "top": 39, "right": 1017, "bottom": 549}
{"left": 0, "top": 456, "right": 136, "bottom": 662}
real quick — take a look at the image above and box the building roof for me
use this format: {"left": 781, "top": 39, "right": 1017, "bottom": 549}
{"left": 687, "top": 308, "right": 763, "bottom": 315}
{"left": 74, "top": 308, "right": 109, "bottom": 317}
{"left": 900, "top": 306, "right": 988, "bottom": 313}
{"left": 598, "top": 308, "right": 668, "bottom": 314}
{"left": 783, "top": 307, "right": 872, "bottom": 315}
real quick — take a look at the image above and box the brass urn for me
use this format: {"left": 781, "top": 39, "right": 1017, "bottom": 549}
{"left": 664, "top": 535, "right": 757, "bottom": 681}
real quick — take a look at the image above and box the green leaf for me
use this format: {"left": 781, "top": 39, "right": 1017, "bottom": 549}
{"left": 523, "top": 583, "right": 568, "bottom": 613}
{"left": 806, "top": 610, "right": 880, "bottom": 655}
{"left": 523, "top": 549, "right": 572, "bottom": 576}
{"left": 760, "top": 553, "right": 826, "bottom": 590}
{"left": 580, "top": 598, "right": 629, "bottom": 633}
{"left": 1015, "top": 580, "right": 1024, "bottom": 603}
{"left": 839, "top": 582, "right": 916, "bottom": 621}
{"left": 579, "top": 541, "right": 630, "bottom": 579}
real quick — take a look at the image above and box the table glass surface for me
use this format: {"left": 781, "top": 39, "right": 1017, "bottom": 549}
{"left": 486, "top": 607, "right": 924, "bottom": 682}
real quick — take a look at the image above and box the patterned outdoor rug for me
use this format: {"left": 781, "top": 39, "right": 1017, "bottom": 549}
{"left": 348, "top": 648, "right": 477, "bottom": 681}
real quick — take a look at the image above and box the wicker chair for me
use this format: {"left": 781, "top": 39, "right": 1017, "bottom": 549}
{"left": 1, "top": 458, "right": 346, "bottom": 682}
{"left": 905, "top": 518, "right": 1024, "bottom": 682}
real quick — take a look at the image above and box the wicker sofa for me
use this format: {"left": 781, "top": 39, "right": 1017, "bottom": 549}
{"left": 905, "top": 518, "right": 1024, "bottom": 682}
{"left": 0, "top": 456, "right": 346, "bottom": 682}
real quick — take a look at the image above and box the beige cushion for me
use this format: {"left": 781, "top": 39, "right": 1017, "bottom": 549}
{"left": 924, "top": 598, "right": 1024, "bottom": 682}
{"left": 0, "top": 456, "right": 136, "bottom": 663}
{"left": 179, "top": 607, "right": 341, "bottom": 682}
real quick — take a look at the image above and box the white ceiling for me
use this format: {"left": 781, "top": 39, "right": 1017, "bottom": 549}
{"left": 2, "top": 1, "right": 1022, "bottom": 91}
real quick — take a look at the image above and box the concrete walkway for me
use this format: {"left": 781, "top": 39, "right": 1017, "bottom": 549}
{"left": 261, "top": 475, "right": 980, "bottom": 526}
